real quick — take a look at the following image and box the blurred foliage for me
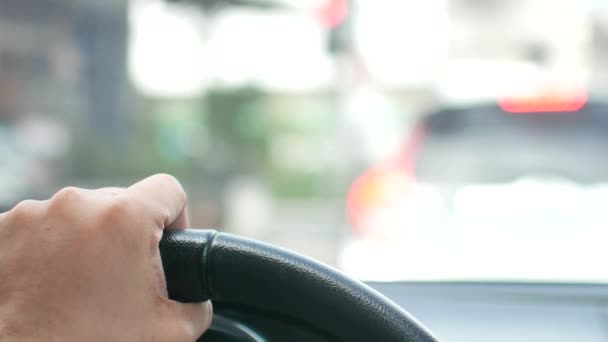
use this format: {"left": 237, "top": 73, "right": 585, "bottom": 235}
{"left": 269, "top": 169, "right": 334, "bottom": 198}
{"left": 204, "top": 87, "right": 269, "bottom": 173}
{"left": 68, "top": 128, "right": 191, "bottom": 182}
{"left": 67, "top": 86, "right": 339, "bottom": 198}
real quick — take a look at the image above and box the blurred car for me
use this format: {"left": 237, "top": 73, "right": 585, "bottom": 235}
{"left": 415, "top": 94, "right": 601, "bottom": 186}
{"left": 343, "top": 94, "right": 608, "bottom": 282}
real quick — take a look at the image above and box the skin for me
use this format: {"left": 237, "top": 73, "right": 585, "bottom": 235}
{"left": 0, "top": 174, "right": 212, "bottom": 341}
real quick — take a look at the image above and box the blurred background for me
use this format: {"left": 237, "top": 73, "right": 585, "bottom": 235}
{"left": 2, "top": 0, "right": 608, "bottom": 282}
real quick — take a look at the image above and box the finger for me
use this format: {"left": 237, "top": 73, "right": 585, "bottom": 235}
{"left": 0, "top": 211, "right": 8, "bottom": 228}
{"left": 97, "top": 187, "right": 126, "bottom": 197}
{"left": 9, "top": 199, "right": 48, "bottom": 217}
{"left": 174, "top": 301, "right": 213, "bottom": 340}
{"left": 127, "top": 174, "right": 189, "bottom": 229}
{"left": 1, "top": 199, "right": 47, "bottom": 230}
{"left": 170, "top": 206, "right": 189, "bottom": 230}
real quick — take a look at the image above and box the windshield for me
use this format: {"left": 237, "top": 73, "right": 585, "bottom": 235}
{"left": 2, "top": 0, "right": 607, "bottom": 283}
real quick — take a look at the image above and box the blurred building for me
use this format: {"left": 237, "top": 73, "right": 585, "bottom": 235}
{"left": 0, "top": 0, "right": 129, "bottom": 140}
{"left": 443, "top": 0, "right": 592, "bottom": 103}
{"left": 0, "top": 0, "right": 131, "bottom": 203}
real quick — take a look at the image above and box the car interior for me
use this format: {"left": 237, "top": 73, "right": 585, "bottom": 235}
{"left": 2, "top": 0, "right": 608, "bottom": 341}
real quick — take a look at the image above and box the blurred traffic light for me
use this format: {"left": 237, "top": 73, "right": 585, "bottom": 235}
{"left": 323, "top": 0, "right": 353, "bottom": 55}
{"left": 316, "top": 0, "right": 349, "bottom": 29}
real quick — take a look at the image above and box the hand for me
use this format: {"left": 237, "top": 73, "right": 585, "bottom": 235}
{"left": 0, "top": 174, "right": 212, "bottom": 342}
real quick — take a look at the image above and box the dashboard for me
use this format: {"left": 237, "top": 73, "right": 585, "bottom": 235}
{"left": 202, "top": 282, "right": 608, "bottom": 341}
{"left": 372, "top": 282, "right": 608, "bottom": 342}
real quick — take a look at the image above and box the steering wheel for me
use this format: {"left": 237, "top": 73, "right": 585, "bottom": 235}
{"left": 160, "top": 229, "right": 437, "bottom": 342}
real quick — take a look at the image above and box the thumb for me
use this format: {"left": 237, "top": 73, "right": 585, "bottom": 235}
{"left": 172, "top": 301, "right": 213, "bottom": 341}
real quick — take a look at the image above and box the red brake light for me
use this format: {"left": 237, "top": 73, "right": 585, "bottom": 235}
{"left": 346, "top": 164, "right": 414, "bottom": 235}
{"left": 499, "top": 91, "right": 587, "bottom": 113}
{"left": 346, "top": 126, "right": 424, "bottom": 235}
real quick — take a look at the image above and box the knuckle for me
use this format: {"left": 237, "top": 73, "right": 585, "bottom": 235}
{"left": 153, "top": 174, "right": 187, "bottom": 201}
{"left": 153, "top": 173, "right": 180, "bottom": 185}
{"left": 101, "top": 187, "right": 125, "bottom": 197}
{"left": 50, "top": 187, "right": 83, "bottom": 208}
{"left": 99, "top": 195, "right": 134, "bottom": 225}
{"left": 8, "top": 200, "right": 43, "bottom": 224}
{"left": 12, "top": 199, "right": 41, "bottom": 211}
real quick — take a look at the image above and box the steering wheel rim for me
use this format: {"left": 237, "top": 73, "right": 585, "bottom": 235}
{"left": 160, "top": 229, "right": 438, "bottom": 342}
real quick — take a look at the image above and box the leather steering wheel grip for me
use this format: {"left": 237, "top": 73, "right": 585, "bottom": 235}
{"left": 160, "top": 229, "right": 438, "bottom": 342}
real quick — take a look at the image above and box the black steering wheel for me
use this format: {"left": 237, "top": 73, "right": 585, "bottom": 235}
{"left": 160, "top": 229, "right": 437, "bottom": 342}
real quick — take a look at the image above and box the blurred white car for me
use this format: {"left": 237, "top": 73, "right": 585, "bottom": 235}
{"left": 342, "top": 97, "right": 608, "bottom": 282}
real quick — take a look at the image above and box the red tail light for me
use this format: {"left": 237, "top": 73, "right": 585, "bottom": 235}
{"left": 499, "top": 91, "right": 587, "bottom": 113}
{"left": 346, "top": 126, "right": 424, "bottom": 235}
